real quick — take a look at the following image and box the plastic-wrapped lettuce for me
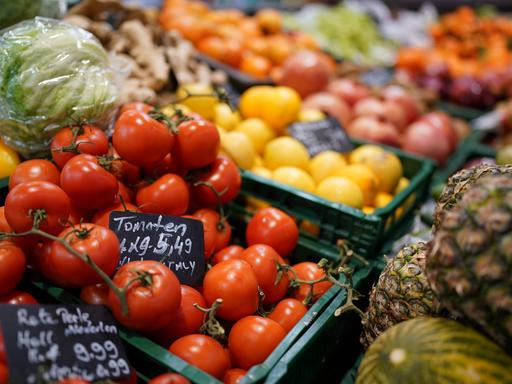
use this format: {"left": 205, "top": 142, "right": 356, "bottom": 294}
{"left": 0, "top": 17, "right": 117, "bottom": 156}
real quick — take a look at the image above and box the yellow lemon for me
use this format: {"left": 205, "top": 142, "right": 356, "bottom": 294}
{"left": 264, "top": 137, "right": 310, "bottom": 171}
{"left": 221, "top": 131, "right": 256, "bottom": 169}
{"left": 160, "top": 103, "right": 192, "bottom": 117}
{"left": 251, "top": 166, "right": 272, "bottom": 178}
{"left": 260, "top": 86, "right": 301, "bottom": 133}
{"left": 349, "top": 145, "right": 403, "bottom": 193}
{"left": 239, "top": 86, "right": 275, "bottom": 119}
{"left": 395, "top": 177, "right": 415, "bottom": 212}
{"left": 236, "top": 118, "right": 275, "bottom": 154}
{"left": 309, "top": 151, "right": 347, "bottom": 184}
{"left": 375, "top": 192, "right": 393, "bottom": 208}
{"left": 0, "top": 140, "right": 19, "bottom": 178}
{"left": 333, "top": 164, "right": 379, "bottom": 206}
{"left": 272, "top": 166, "right": 316, "bottom": 193}
{"left": 298, "top": 108, "right": 326, "bottom": 122}
{"left": 316, "top": 177, "right": 364, "bottom": 209}
{"left": 253, "top": 155, "right": 265, "bottom": 168}
{"left": 214, "top": 103, "right": 241, "bottom": 131}
{"left": 176, "top": 83, "right": 218, "bottom": 120}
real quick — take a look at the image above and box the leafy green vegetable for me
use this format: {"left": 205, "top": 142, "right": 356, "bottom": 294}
{"left": 0, "top": 17, "right": 117, "bottom": 156}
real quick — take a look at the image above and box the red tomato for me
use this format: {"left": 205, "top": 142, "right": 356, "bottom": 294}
{"left": 148, "top": 373, "right": 191, "bottom": 384}
{"left": 246, "top": 208, "right": 298, "bottom": 256}
{"left": 60, "top": 154, "right": 119, "bottom": 210}
{"left": 0, "top": 331, "right": 5, "bottom": 364}
{"left": 240, "top": 244, "right": 288, "bottom": 304}
{"left": 193, "top": 209, "right": 231, "bottom": 253}
{"left": 228, "top": 316, "right": 285, "bottom": 369}
{"left": 9, "top": 160, "right": 60, "bottom": 189}
{"left": 291, "top": 262, "right": 332, "bottom": 303}
{"left": 47, "top": 223, "right": 120, "bottom": 288}
{"left": 30, "top": 240, "right": 53, "bottom": 278}
{"left": 190, "top": 156, "right": 241, "bottom": 207}
{"left": 143, "top": 153, "right": 185, "bottom": 179}
{"left": 185, "top": 214, "right": 215, "bottom": 260}
{"left": 211, "top": 245, "right": 244, "bottom": 265}
{"left": 203, "top": 259, "right": 259, "bottom": 321}
{"left": 115, "top": 367, "right": 138, "bottom": 384}
{"left": 109, "top": 147, "right": 141, "bottom": 186}
{"left": 148, "top": 285, "right": 206, "bottom": 346}
{"left": 0, "top": 206, "right": 26, "bottom": 250}
{"left": 223, "top": 368, "right": 247, "bottom": 384}
{"left": 0, "top": 290, "right": 37, "bottom": 305}
{"left": 57, "top": 380, "right": 91, "bottom": 384}
{"left": 268, "top": 298, "right": 308, "bottom": 333}
{"left": 169, "top": 334, "right": 230, "bottom": 379}
{"left": 51, "top": 125, "right": 109, "bottom": 169}
{"left": 0, "top": 364, "right": 7, "bottom": 384}
{"left": 92, "top": 202, "right": 139, "bottom": 228}
{"left": 113, "top": 110, "right": 173, "bottom": 167}
{"left": 0, "top": 241, "right": 25, "bottom": 296}
{"left": 115, "top": 181, "right": 134, "bottom": 204}
{"left": 136, "top": 174, "right": 189, "bottom": 216}
{"left": 172, "top": 119, "right": 220, "bottom": 170}
{"left": 108, "top": 261, "right": 181, "bottom": 331}
{"left": 120, "top": 102, "right": 153, "bottom": 115}
{"left": 68, "top": 203, "right": 91, "bottom": 226}
{"left": 80, "top": 283, "right": 109, "bottom": 306}
{"left": 5, "top": 181, "right": 70, "bottom": 235}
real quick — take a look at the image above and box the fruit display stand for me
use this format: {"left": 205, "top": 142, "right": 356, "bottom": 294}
{"left": 19, "top": 203, "right": 376, "bottom": 384}
{"left": 237, "top": 142, "right": 435, "bottom": 260}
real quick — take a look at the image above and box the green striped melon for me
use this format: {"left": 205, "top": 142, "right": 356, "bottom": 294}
{"left": 356, "top": 318, "right": 512, "bottom": 384}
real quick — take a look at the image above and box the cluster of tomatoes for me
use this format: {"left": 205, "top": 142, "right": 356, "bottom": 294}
{"left": 0, "top": 101, "right": 334, "bottom": 384}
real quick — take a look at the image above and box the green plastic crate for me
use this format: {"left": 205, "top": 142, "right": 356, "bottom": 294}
{"left": 339, "top": 354, "right": 363, "bottom": 384}
{"left": 238, "top": 142, "right": 435, "bottom": 260}
{"left": 435, "top": 100, "right": 488, "bottom": 121}
{"left": 25, "top": 206, "right": 370, "bottom": 384}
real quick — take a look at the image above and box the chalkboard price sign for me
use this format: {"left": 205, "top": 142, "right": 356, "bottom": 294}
{"left": 0, "top": 304, "right": 129, "bottom": 384}
{"left": 109, "top": 211, "right": 206, "bottom": 286}
{"left": 287, "top": 117, "right": 354, "bottom": 156}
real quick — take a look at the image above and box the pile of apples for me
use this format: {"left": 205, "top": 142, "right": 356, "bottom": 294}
{"left": 276, "top": 51, "right": 469, "bottom": 166}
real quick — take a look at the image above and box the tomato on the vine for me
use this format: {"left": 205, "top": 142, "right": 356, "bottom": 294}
{"left": 136, "top": 174, "right": 189, "bottom": 216}
{"left": 228, "top": 316, "right": 285, "bottom": 369}
{"left": 223, "top": 368, "right": 247, "bottom": 384}
{"left": 80, "top": 283, "right": 109, "bottom": 306}
{"left": 68, "top": 203, "right": 91, "bottom": 226}
{"left": 92, "top": 202, "right": 139, "bottom": 228}
{"left": 246, "top": 207, "right": 298, "bottom": 256}
{"left": 0, "top": 290, "right": 38, "bottom": 305}
{"left": 169, "top": 334, "right": 230, "bottom": 379}
{"left": 172, "top": 119, "right": 220, "bottom": 170}
{"left": 291, "top": 262, "right": 332, "bottom": 303}
{"left": 109, "top": 147, "right": 141, "bottom": 186}
{"left": 240, "top": 244, "right": 289, "bottom": 304}
{"left": 113, "top": 110, "right": 173, "bottom": 167}
{"left": 211, "top": 245, "right": 244, "bottom": 265}
{"left": 108, "top": 261, "right": 181, "bottom": 331}
{"left": 47, "top": 223, "right": 120, "bottom": 288}
{"left": 9, "top": 159, "right": 60, "bottom": 189}
{"left": 148, "top": 373, "right": 191, "bottom": 384}
{"left": 0, "top": 241, "right": 25, "bottom": 296}
{"left": 203, "top": 259, "right": 259, "bottom": 321}
{"left": 51, "top": 125, "right": 109, "bottom": 169}
{"left": 268, "top": 298, "right": 308, "bottom": 332}
{"left": 5, "top": 181, "right": 70, "bottom": 235}
{"left": 143, "top": 153, "right": 185, "bottom": 179}
{"left": 190, "top": 156, "right": 241, "bottom": 207}
{"left": 60, "top": 154, "right": 119, "bottom": 210}
{"left": 148, "top": 285, "right": 206, "bottom": 346}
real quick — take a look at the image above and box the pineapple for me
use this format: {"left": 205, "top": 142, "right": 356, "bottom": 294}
{"left": 433, "top": 164, "right": 512, "bottom": 231}
{"left": 427, "top": 173, "right": 512, "bottom": 351}
{"left": 361, "top": 243, "right": 439, "bottom": 348}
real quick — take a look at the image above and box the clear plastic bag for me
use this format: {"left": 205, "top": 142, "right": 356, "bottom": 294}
{"left": 0, "top": 0, "right": 67, "bottom": 29}
{"left": 0, "top": 17, "right": 117, "bottom": 157}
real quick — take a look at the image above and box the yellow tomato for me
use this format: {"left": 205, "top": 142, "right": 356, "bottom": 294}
{"left": 0, "top": 140, "right": 19, "bottom": 179}
{"left": 375, "top": 192, "right": 393, "bottom": 208}
{"left": 176, "top": 83, "right": 218, "bottom": 120}
{"left": 239, "top": 86, "right": 275, "bottom": 119}
{"left": 253, "top": 155, "right": 265, "bottom": 168}
{"left": 349, "top": 145, "right": 403, "bottom": 193}
{"left": 214, "top": 103, "right": 241, "bottom": 131}
{"left": 251, "top": 166, "right": 272, "bottom": 178}
{"left": 395, "top": 177, "right": 415, "bottom": 212}
{"left": 235, "top": 118, "right": 275, "bottom": 154}
{"left": 160, "top": 103, "right": 192, "bottom": 117}
{"left": 298, "top": 108, "right": 326, "bottom": 122}
{"left": 316, "top": 177, "right": 364, "bottom": 209}
{"left": 264, "top": 137, "right": 310, "bottom": 171}
{"left": 260, "top": 86, "right": 301, "bottom": 133}
{"left": 309, "top": 151, "right": 347, "bottom": 184}
{"left": 221, "top": 131, "right": 256, "bottom": 169}
{"left": 333, "top": 164, "right": 379, "bottom": 206}
{"left": 272, "top": 166, "right": 316, "bottom": 193}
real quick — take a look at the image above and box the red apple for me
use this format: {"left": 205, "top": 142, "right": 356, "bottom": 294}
{"left": 327, "top": 79, "right": 370, "bottom": 107}
{"left": 420, "top": 112, "right": 458, "bottom": 152}
{"left": 402, "top": 121, "right": 451, "bottom": 165}
{"left": 302, "top": 92, "right": 352, "bottom": 127}
{"left": 347, "top": 116, "right": 401, "bottom": 147}
{"left": 383, "top": 100, "right": 408, "bottom": 132}
{"left": 381, "top": 85, "right": 420, "bottom": 124}
{"left": 353, "top": 97, "right": 386, "bottom": 119}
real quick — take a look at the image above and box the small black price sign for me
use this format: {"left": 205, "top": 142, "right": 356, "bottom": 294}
{"left": 109, "top": 211, "right": 205, "bottom": 286}
{"left": 288, "top": 117, "right": 354, "bottom": 156}
{"left": 0, "top": 304, "right": 129, "bottom": 384}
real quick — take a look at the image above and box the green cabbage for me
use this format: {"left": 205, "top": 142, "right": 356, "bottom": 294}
{"left": 0, "top": 17, "right": 117, "bottom": 156}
